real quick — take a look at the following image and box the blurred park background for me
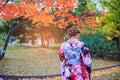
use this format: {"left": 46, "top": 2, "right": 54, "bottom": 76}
{"left": 0, "top": 0, "right": 120, "bottom": 80}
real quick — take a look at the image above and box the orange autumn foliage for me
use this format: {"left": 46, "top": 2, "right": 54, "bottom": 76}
{"left": 0, "top": 4, "right": 24, "bottom": 20}
{"left": 0, "top": 0, "right": 101, "bottom": 28}
{"left": 0, "top": 0, "right": 78, "bottom": 27}
{"left": 86, "top": 17, "right": 97, "bottom": 27}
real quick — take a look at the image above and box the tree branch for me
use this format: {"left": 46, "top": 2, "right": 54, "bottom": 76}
{"left": 0, "top": 20, "right": 30, "bottom": 60}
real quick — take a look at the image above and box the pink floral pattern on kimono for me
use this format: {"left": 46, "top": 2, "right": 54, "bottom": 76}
{"left": 58, "top": 39, "right": 92, "bottom": 80}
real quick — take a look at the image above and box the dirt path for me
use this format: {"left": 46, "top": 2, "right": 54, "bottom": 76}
{"left": 1, "top": 66, "right": 120, "bottom": 80}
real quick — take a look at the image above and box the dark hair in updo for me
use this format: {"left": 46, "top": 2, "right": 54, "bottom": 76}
{"left": 67, "top": 26, "right": 80, "bottom": 37}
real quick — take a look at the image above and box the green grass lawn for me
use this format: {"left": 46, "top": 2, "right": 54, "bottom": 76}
{"left": 0, "top": 44, "right": 120, "bottom": 75}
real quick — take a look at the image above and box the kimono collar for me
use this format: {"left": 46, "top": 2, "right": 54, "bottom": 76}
{"left": 67, "top": 39, "right": 79, "bottom": 44}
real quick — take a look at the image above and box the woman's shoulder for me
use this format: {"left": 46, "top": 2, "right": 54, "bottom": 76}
{"left": 77, "top": 40, "right": 85, "bottom": 47}
{"left": 60, "top": 41, "right": 67, "bottom": 48}
{"left": 78, "top": 40, "right": 84, "bottom": 44}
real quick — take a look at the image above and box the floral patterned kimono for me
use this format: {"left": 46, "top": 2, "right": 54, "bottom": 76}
{"left": 58, "top": 39, "right": 92, "bottom": 80}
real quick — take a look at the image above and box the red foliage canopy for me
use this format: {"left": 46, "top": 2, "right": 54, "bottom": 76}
{"left": 0, "top": 0, "right": 101, "bottom": 28}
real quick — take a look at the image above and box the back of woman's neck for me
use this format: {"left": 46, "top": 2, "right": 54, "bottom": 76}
{"left": 70, "top": 37, "right": 78, "bottom": 40}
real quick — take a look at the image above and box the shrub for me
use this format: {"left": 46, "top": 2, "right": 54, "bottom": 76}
{"left": 80, "top": 32, "right": 118, "bottom": 59}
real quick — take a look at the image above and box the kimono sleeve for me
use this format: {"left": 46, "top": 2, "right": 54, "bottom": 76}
{"left": 81, "top": 44, "right": 92, "bottom": 66}
{"left": 58, "top": 42, "right": 65, "bottom": 61}
{"left": 81, "top": 44, "right": 92, "bottom": 73}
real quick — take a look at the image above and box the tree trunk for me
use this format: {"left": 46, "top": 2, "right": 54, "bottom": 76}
{"left": 118, "top": 37, "right": 120, "bottom": 50}
{"left": 0, "top": 20, "right": 29, "bottom": 60}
